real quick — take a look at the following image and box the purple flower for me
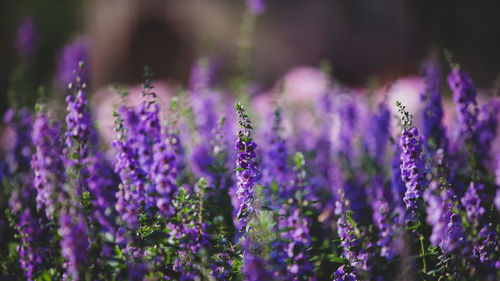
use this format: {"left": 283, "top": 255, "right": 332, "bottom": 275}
{"left": 64, "top": 66, "right": 94, "bottom": 208}
{"left": 245, "top": 0, "right": 266, "bottom": 15}
{"left": 168, "top": 184, "right": 211, "bottom": 281}
{"left": 423, "top": 184, "right": 447, "bottom": 247}
{"left": 87, "top": 153, "right": 117, "bottom": 236}
{"left": 261, "top": 109, "right": 291, "bottom": 197}
{"left": 56, "top": 38, "right": 89, "bottom": 88}
{"left": 399, "top": 125, "right": 426, "bottom": 223}
{"left": 447, "top": 67, "right": 477, "bottom": 135}
{"left": 440, "top": 213, "right": 466, "bottom": 255}
{"left": 333, "top": 265, "right": 359, "bottom": 281}
{"left": 283, "top": 210, "right": 316, "bottom": 280}
{"left": 112, "top": 132, "right": 143, "bottom": 231}
{"left": 2, "top": 108, "right": 33, "bottom": 175}
{"left": 335, "top": 191, "right": 367, "bottom": 269}
{"left": 390, "top": 142, "right": 406, "bottom": 210}
{"left": 475, "top": 98, "right": 500, "bottom": 162}
{"left": 59, "top": 207, "right": 89, "bottom": 281}
{"left": 10, "top": 171, "right": 53, "bottom": 281}
{"left": 371, "top": 178, "right": 398, "bottom": 259}
{"left": 190, "top": 144, "right": 214, "bottom": 181}
{"left": 269, "top": 240, "right": 288, "bottom": 279}
{"left": 15, "top": 16, "right": 37, "bottom": 59}
{"left": 151, "top": 135, "right": 178, "bottom": 217}
{"left": 16, "top": 208, "right": 52, "bottom": 281}
{"left": 460, "top": 182, "right": 486, "bottom": 227}
{"left": 242, "top": 252, "right": 274, "bottom": 281}
{"left": 234, "top": 103, "right": 259, "bottom": 232}
{"left": 367, "top": 103, "right": 390, "bottom": 162}
{"left": 135, "top": 102, "right": 161, "bottom": 174}
{"left": 211, "top": 251, "right": 233, "bottom": 281}
{"left": 420, "top": 61, "right": 446, "bottom": 152}
{"left": 189, "top": 57, "right": 216, "bottom": 92}
{"left": 473, "top": 226, "right": 497, "bottom": 271}
{"left": 170, "top": 222, "right": 211, "bottom": 280}
{"left": 337, "top": 101, "right": 358, "bottom": 161}
{"left": 32, "top": 112, "right": 66, "bottom": 219}
{"left": 188, "top": 58, "right": 218, "bottom": 181}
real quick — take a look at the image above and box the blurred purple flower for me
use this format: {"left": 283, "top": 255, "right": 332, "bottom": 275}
{"left": 369, "top": 103, "right": 391, "bottom": 161}
{"left": 420, "top": 61, "right": 446, "bottom": 152}
{"left": 246, "top": 0, "right": 266, "bottom": 15}
{"left": 15, "top": 17, "right": 37, "bottom": 59}
{"left": 32, "top": 112, "right": 66, "bottom": 219}
{"left": 476, "top": 98, "right": 500, "bottom": 163}
{"left": 371, "top": 178, "right": 398, "bottom": 259}
{"left": 59, "top": 207, "right": 89, "bottom": 281}
{"left": 460, "top": 182, "right": 485, "bottom": 227}
{"left": 56, "top": 38, "right": 89, "bottom": 88}
{"left": 473, "top": 226, "right": 497, "bottom": 273}
{"left": 2, "top": 108, "right": 33, "bottom": 175}
{"left": 447, "top": 68, "right": 477, "bottom": 135}
{"left": 333, "top": 265, "right": 359, "bottom": 281}
{"left": 242, "top": 252, "right": 273, "bottom": 281}
{"left": 440, "top": 213, "right": 466, "bottom": 255}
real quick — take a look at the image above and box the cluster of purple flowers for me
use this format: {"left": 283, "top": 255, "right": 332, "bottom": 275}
{"left": 2, "top": 25, "right": 500, "bottom": 280}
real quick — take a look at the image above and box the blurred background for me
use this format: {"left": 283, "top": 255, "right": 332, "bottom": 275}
{"left": 0, "top": 0, "right": 499, "bottom": 115}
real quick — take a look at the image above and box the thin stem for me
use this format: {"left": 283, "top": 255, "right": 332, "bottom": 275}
{"left": 199, "top": 185, "right": 204, "bottom": 225}
{"left": 419, "top": 233, "right": 427, "bottom": 277}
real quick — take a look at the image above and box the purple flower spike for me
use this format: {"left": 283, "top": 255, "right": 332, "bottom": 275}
{"left": 151, "top": 137, "right": 178, "bottom": 217}
{"left": 397, "top": 102, "right": 426, "bottom": 224}
{"left": 447, "top": 67, "right": 477, "bottom": 135}
{"left": 399, "top": 126, "right": 426, "bottom": 222}
{"left": 368, "top": 103, "right": 390, "bottom": 162}
{"left": 460, "top": 182, "right": 486, "bottom": 227}
{"left": 372, "top": 178, "right": 398, "bottom": 259}
{"left": 440, "top": 213, "right": 466, "bottom": 255}
{"left": 420, "top": 60, "right": 446, "bottom": 152}
{"left": 234, "top": 103, "right": 259, "bottom": 232}
{"left": 32, "top": 112, "right": 66, "bottom": 219}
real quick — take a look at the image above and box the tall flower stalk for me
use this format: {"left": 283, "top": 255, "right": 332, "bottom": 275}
{"left": 397, "top": 101, "right": 427, "bottom": 224}
{"left": 396, "top": 101, "right": 428, "bottom": 276}
{"left": 234, "top": 102, "right": 259, "bottom": 232}
{"left": 62, "top": 61, "right": 92, "bottom": 280}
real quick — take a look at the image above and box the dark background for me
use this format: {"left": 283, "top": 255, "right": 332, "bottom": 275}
{"left": 0, "top": 0, "right": 499, "bottom": 114}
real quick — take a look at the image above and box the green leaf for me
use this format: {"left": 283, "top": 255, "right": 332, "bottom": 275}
{"left": 294, "top": 152, "right": 305, "bottom": 168}
{"left": 329, "top": 257, "right": 348, "bottom": 264}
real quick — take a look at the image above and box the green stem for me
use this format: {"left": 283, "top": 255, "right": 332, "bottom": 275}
{"left": 419, "top": 233, "right": 427, "bottom": 278}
